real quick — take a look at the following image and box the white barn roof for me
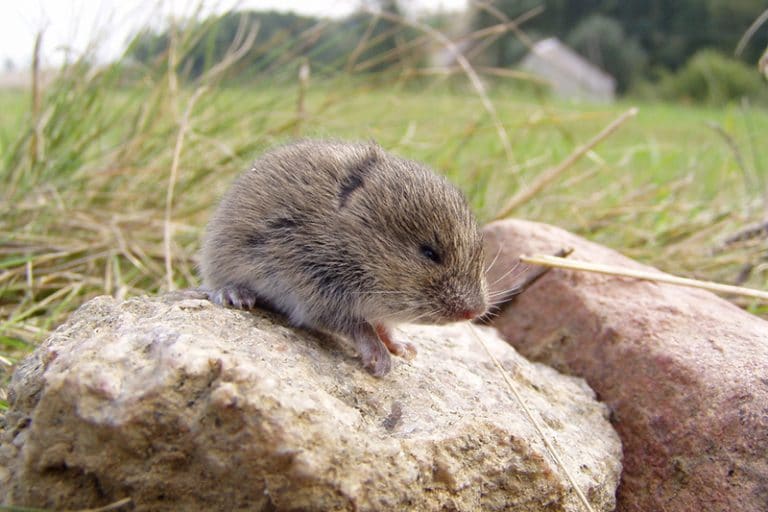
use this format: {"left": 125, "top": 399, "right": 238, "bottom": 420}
{"left": 520, "top": 37, "right": 616, "bottom": 102}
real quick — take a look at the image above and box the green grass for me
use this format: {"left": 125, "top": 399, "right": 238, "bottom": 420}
{"left": 1, "top": 28, "right": 767, "bottom": 406}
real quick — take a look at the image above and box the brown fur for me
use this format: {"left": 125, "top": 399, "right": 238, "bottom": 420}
{"left": 200, "top": 140, "right": 488, "bottom": 376}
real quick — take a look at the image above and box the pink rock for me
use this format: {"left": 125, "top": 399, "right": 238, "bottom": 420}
{"left": 483, "top": 219, "right": 768, "bottom": 512}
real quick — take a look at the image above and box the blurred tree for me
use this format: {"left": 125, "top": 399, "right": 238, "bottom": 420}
{"left": 566, "top": 14, "right": 647, "bottom": 93}
{"left": 708, "top": 0, "right": 768, "bottom": 64}
{"left": 658, "top": 49, "right": 767, "bottom": 104}
{"left": 126, "top": 2, "right": 420, "bottom": 80}
{"left": 128, "top": 27, "right": 169, "bottom": 65}
{"left": 606, "top": 0, "right": 703, "bottom": 70}
{"left": 470, "top": 0, "right": 768, "bottom": 94}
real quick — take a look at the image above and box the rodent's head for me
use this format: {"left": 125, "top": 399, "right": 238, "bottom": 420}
{"left": 339, "top": 145, "right": 489, "bottom": 325}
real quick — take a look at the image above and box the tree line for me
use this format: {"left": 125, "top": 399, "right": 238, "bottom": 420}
{"left": 126, "top": 0, "right": 767, "bottom": 98}
{"left": 472, "top": 0, "right": 767, "bottom": 93}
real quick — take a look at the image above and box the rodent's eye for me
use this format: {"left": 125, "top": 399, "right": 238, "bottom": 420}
{"left": 420, "top": 244, "right": 442, "bottom": 264}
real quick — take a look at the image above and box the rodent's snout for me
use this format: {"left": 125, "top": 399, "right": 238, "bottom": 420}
{"left": 452, "top": 297, "right": 489, "bottom": 321}
{"left": 441, "top": 284, "right": 489, "bottom": 323}
{"left": 455, "top": 306, "right": 486, "bottom": 321}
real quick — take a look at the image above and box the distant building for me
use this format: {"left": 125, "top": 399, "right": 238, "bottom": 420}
{"left": 520, "top": 38, "right": 616, "bottom": 102}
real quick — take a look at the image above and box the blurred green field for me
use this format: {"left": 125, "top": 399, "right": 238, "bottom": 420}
{"left": 1, "top": 56, "right": 767, "bottom": 405}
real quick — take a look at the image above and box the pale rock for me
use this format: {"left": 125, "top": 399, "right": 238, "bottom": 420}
{"left": 1, "top": 293, "right": 621, "bottom": 511}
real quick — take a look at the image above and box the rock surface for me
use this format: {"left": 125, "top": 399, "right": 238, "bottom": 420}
{"left": 0, "top": 294, "right": 621, "bottom": 512}
{"left": 483, "top": 219, "right": 768, "bottom": 512}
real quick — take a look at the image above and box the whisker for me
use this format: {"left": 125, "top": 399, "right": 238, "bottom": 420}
{"left": 478, "top": 308, "right": 500, "bottom": 320}
{"left": 488, "top": 261, "right": 528, "bottom": 288}
{"left": 484, "top": 244, "right": 503, "bottom": 274}
{"left": 384, "top": 304, "right": 441, "bottom": 325}
{"left": 405, "top": 309, "right": 440, "bottom": 324}
{"left": 373, "top": 304, "right": 424, "bottom": 323}
{"left": 488, "top": 285, "right": 524, "bottom": 299}
{"left": 351, "top": 290, "right": 409, "bottom": 295}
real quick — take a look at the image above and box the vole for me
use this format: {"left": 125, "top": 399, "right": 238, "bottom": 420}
{"left": 200, "top": 139, "right": 488, "bottom": 376}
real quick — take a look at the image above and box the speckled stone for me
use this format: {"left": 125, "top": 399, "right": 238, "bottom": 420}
{"left": 1, "top": 293, "right": 620, "bottom": 511}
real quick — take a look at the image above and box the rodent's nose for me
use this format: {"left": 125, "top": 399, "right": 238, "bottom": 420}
{"left": 456, "top": 308, "right": 482, "bottom": 321}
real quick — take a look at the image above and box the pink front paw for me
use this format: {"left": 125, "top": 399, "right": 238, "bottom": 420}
{"left": 389, "top": 340, "right": 417, "bottom": 360}
{"left": 375, "top": 324, "right": 417, "bottom": 361}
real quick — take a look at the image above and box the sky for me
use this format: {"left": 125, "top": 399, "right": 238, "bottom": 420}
{"left": 0, "top": 0, "right": 468, "bottom": 69}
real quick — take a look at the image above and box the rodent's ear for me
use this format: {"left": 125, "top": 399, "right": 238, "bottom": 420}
{"left": 366, "top": 138, "right": 384, "bottom": 155}
{"left": 366, "top": 143, "right": 384, "bottom": 161}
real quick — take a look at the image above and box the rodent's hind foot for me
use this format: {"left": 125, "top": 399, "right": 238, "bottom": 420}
{"left": 375, "top": 324, "right": 417, "bottom": 361}
{"left": 352, "top": 323, "right": 392, "bottom": 377}
{"left": 204, "top": 285, "right": 262, "bottom": 310}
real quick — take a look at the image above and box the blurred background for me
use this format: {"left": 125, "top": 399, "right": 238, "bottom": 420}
{"left": 1, "top": 1, "right": 767, "bottom": 392}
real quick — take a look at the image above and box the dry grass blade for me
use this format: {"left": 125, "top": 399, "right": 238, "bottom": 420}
{"left": 495, "top": 107, "right": 639, "bottom": 218}
{"left": 476, "top": 65, "right": 548, "bottom": 83}
{"left": 465, "top": 10, "right": 544, "bottom": 68}
{"left": 29, "top": 32, "right": 42, "bottom": 170}
{"left": 521, "top": 254, "right": 768, "bottom": 300}
{"left": 164, "top": 86, "right": 207, "bottom": 291}
{"left": 719, "top": 221, "right": 768, "bottom": 248}
{"left": 77, "top": 498, "right": 133, "bottom": 512}
{"left": 735, "top": 8, "right": 768, "bottom": 57}
{"left": 467, "top": 324, "right": 597, "bottom": 512}
{"left": 372, "top": 9, "right": 515, "bottom": 162}
{"left": 346, "top": 10, "right": 382, "bottom": 72}
{"left": 706, "top": 121, "right": 754, "bottom": 193}
{"left": 201, "top": 17, "right": 260, "bottom": 82}
{"left": 470, "top": 1, "right": 539, "bottom": 53}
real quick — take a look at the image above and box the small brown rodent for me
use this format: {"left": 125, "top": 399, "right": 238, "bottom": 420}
{"left": 200, "top": 139, "right": 488, "bottom": 376}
